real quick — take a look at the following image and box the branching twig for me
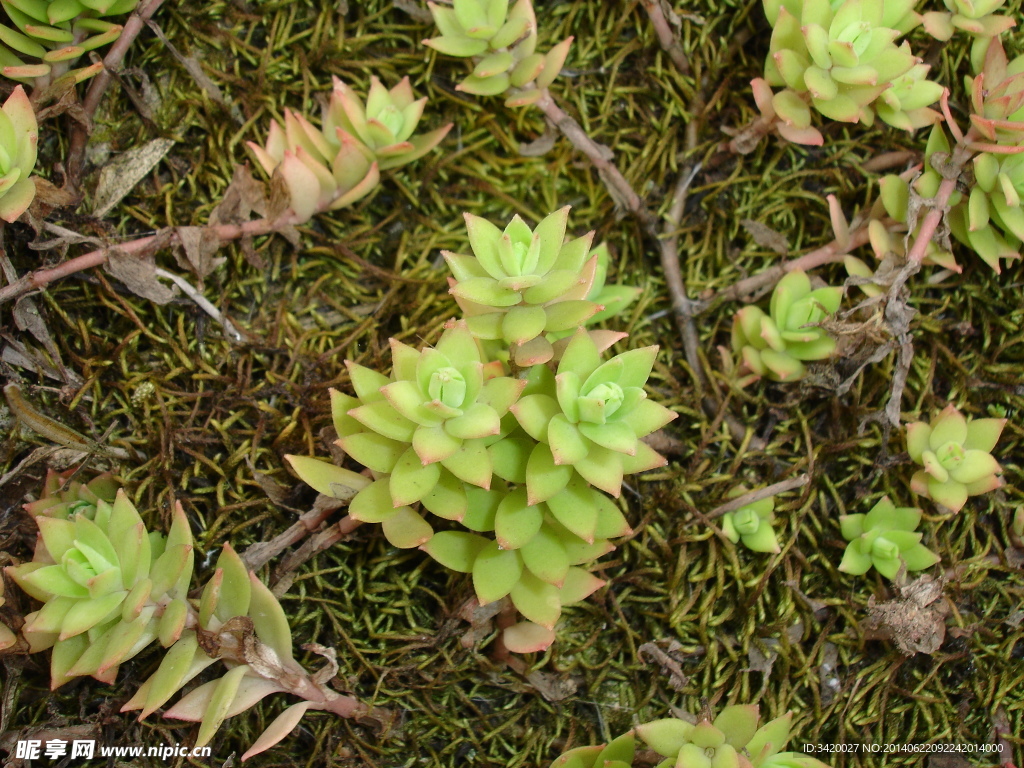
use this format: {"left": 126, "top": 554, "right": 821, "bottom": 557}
{"left": 703, "top": 222, "right": 874, "bottom": 306}
{"left": 639, "top": 0, "right": 690, "bottom": 74}
{"left": 66, "top": 0, "right": 167, "bottom": 181}
{"left": 0, "top": 210, "right": 302, "bottom": 306}
{"left": 705, "top": 474, "right": 810, "bottom": 519}
{"left": 154, "top": 267, "right": 241, "bottom": 341}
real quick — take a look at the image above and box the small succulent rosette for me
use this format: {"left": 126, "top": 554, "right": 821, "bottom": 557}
{"left": 423, "top": 0, "right": 573, "bottom": 107}
{"left": 0, "top": 0, "right": 136, "bottom": 83}
{"left": 907, "top": 404, "right": 1005, "bottom": 513}
{"left": 720, "top": 492, "right": 780, "bottom": 554}
{"left": 849, "top": 167, "right": 959, "bottom": 283}
{"left": 838, "top": 497, "right": 940, "bottom": 579}
{"left": 7, "top": 490, "right": 195, "bottom": 688}
{"left": 922, "top": 0, "right": 1014, "bottom": 71}
{"left": 761, "top": 0, "right": 937, "bottom": 132}
{"left": 122, "top": 543, "right": 323, "bottom": 759}
{"left": 421, "top": 485, "right": 620, "bottom": 652}
{"left": 731, "top": 269, "right": 841, "bottom": 383}
{"left": 247, "top": 75, "right": 451, "bottom": 222}
{"left": 509, "top": 328, "right": 677, "bottom": 498}
{"left": 928, "top": 41, "right": 1024, "bottom": 273}
{"left": 552, "top": 705, "right": 830, "bottom": 768}
{"left": 287, "top": 321, "right": 524, "bottom": 549}
{"left": 445, "top": 207, "right": 603, "bottom": 366}
{"left": 0, "top": 85, "right": 37, "bottom": 223}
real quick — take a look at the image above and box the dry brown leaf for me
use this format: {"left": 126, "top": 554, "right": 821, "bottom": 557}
{"left": 92, "top": 138, "right": 175, "bottom": 218}
{"left": 637, "top": 639, "right": 691, "bottom": 691}
{"left": 105, "top": 235, "right": 178, "bottom": 304}
{"left": 741, "top": 218, "right": 790, "bottom": 256}
{"left": 29, "top": 177, "right": 80, "bottom": 217}
{"left": 173, "top": 225, "right": 224, "bottom": 285}
{"left": 519, "top": 125, "right": 558, "bottom": 157}
{"left": 863, "top": 574, "right": 949, "bottom": 655}
{"left": 819, "top": 642, "right": 840, "bottom": 707}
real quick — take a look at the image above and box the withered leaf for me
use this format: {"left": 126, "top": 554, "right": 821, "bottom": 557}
{"left": 638, "top": 639, "right": 692, "bottom": 691}
{"left": 863, "top": 574, "right": 949, "bottom": 655}
{"left": 29, "top": 177, "right": 80, "bottom": 215}
{"left": 105, "top": 235, "right": 178, "bottom": 304}
{"left": 92, "top": 138, "right": 175, "bottom": 218}
{"left": 741, "top": 218, "right": 790, "bottom": 256}
{"left": 172, "top": 225, "right": 224, "bottom": 285}
{"left": 519, "top": 124, "right": 558, "bottom": 157}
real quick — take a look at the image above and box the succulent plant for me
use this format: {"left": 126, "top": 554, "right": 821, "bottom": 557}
{"left": 287, "top": 321, "right": 525, "bottom": 549}
{"left": 423, "top": 0, "right": 573, "bottom": 107}
{"left": 121, "top": 543, "right": 366, "bottom": 760}
{"left": 0, "top": 582, "right": 17, "bottom": 651}
{"left": 551, "top": 705, "right": 830, "bottom": 768}
{"left": 581, "top": 243, "right": 642, "bottom": 327}
{"left": 247, "top": 75, "right": 451, "bottom": 223}
{"left": 731, "top": 269, "right": 842, "bottom": 383}
{"left": 922, "top": 0, "right": 1015, "bottom": 72}
{"left": 0, "top": 85, "right": 37, "bottom": 223}
{"left": 907, "top": 404, "right": 1005, "bottom": 513}
{"left": 0, "top": 0, "right": 136, "bottom": 83}
{"left": 22, "top": 467, "right": 120, "bottom": 521}
{"left": 761, "top": 0, "right": 938, "bottom": 131}
{"left": 838, "top": 497, "right": 940, "bottom": 579}
{"left": 445, "top": 207, "right": 603, "bottom": 366}
{"left": 721, "top": 493, "right": 780, "bottom": 554}
{"left": 509, "top": 328, "right": 676, "bottom": 498}
{"left": 422, "top": 492, "right": 616, "bottom": 651}
{"left": 6, "top": 489, "right": 195, "bottom": 688}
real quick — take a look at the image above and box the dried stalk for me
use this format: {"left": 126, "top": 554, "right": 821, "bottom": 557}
{"left": 0, "top": 210, "right": 303, "bottom": 306}
{"left": 67, "top": 0, "right": 167, "bottom": 181}
{"left": 704, "top": 222, "right": 873, "bottom": 306}
{"left": 705, "top": 474, "right": 810, "bottom": 519}
{"left": 639, "top": 0, "right": 690, "bottom": 74}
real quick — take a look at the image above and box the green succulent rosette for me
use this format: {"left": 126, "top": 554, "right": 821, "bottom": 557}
{"left": 6, "top": 490, "right": 195, "bottom": 688}
{"left": 23, "top": 466, "right": 119, "bottom": 520}
{"left": 445, "top": 207, "right": 603, "bottom": 366}
{"left": 247, "top": 75, "right": 451, "bottom": 223}
{"left": 122, "top": 544, "right": 318, "bottom": 757}
{"left": 762, "top": 0, "right": 935, "bottom": 130}
{"left": 551, "top": 706, "right": 830, "bottom": 768}
{"left": 838, "top": 497, "right": 940, "bottom": 579}
{"left": 922, "top": 0, "right": 1014, "bottom": 72}
{"left": 423, "top": 0, "right": 573, "bottom": 107}
{"left": 0, "top": 0, "right": 136, "bottom": 83}
{"left": 721, "top": 495, "right": 780, "bottom": 554}
{"left": 287, "top": 321, "right": 524, "bottom": 549}
{"left": 422, "top": 482, "right": 621, "bottom": 651}
{"left": 0, "top": 85, "right": 37, "bottom": 223}
{"left": 508, "top": 328, "right": 676, "bottom": 498}
{"left": 0, "top": 581, "right": 16, "bottom": 650}
{"left": 907, "top": 403, "right": 1005, "bottom": 513}
{"left": 731, "top": 269, "right": 842, "bottom": 383}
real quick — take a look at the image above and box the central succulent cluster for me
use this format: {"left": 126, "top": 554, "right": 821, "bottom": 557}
{"left": 289, "top": 207, "right": 676, "bottom": 651}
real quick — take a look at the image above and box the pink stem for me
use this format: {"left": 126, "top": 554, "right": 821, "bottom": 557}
{"left": 0, "top": 211, "right": 301, "bottom": 305}
{"left": 707, "top": 221, "right": 873, "bottom": 304}
{"left": 639, "top": 0, "right": 690, "bottom": 74}
{"left": 67, "top": 0, "right": 167, "bottom": 180}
